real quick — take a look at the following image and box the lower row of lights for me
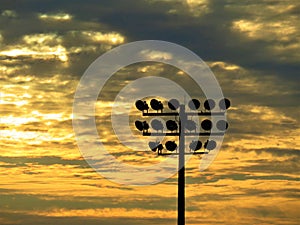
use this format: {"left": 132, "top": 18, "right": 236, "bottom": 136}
{"left": 149, "top": 139, "right": 217, "bottom": 153}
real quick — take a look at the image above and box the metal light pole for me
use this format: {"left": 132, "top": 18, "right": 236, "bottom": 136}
{"left": 135, "top": 98, "right": 230, "bottom": 225}
{"left": 178, "top": 104, "right": 186, "bottom": 225}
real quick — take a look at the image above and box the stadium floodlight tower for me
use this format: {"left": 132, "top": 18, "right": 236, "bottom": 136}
{"left": 135, "top": 97, "right": 230, "bottom": 225}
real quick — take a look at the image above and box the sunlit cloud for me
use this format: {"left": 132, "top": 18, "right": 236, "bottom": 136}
{"left": 22, "top": 33, "right": 62, "bottom": 45}
{"left": 1, "top": 9, "right": 17, "bottom": 18}
{"left": 80, "top": 31, "right": 125, "bottom": 45}
{"left": 185, "top": 0, "right": 211, "bottom": 17}
{"left": 149, "top": 0, "right": 210, "bottom": 17}
{"left": 0, "top": 33, "right": 68, "bottom": 62}
{"left": 0, "top": 116, "right": 37, "bottom": 126}
{"left": 28, "top": 208, "right": 175, "bottom": 218}
{"left": 0, "top": 33, "right": 3, "bottom": 44}
{"left": 248, "top": 105, "right": 296, "bottom": 124}
{"left": 0, "top": 129, "right": 74, "bottom": 144}
{"left": 140, "top": 49, "right": 173, "bottom": 60}
{"left": 209, "top": 61, "right": 240, "bottom": 71}
{"left": 38, "top": 12, "right": 73, "bottom": 21}
{"left": 229, "top": 2, "right": 300, "bottom": 64}
{"left": 0, "top": 46, "right": 68, "bottom": 62}
{"left": 0, "top": 1, "right": 299, "bottom": 225}
{"left": 270, "top": 42, "right": 300, "bottom": 63}
{"left": 136, "top": 64, "right": 165, "bottom": 74}
{"left": 0, "top": 65, "right": 31, "bottom": 77}
{"left": 0, "top": 72, "right": 77, "bottom": 158}
{"left": 232, "top": 19, "right": 297, "bottom": 42}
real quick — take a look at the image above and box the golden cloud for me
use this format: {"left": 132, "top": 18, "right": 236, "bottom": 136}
{"left": 1, "top": 9, "right": 17, "bottom": 18}
{"left": 209, "top": 61, "right": 240, "bottom": 71}
{"left": 81, "top": 31, "right": 125, "bottom": 45}
{"left": 38, "top": 12, "right": 73, "bottom": 21}
{"left": 232, "top": 19, "right": 297, "bottom": 42}
{"left": 185, "top": 0, "right": 211, "bottom": 17}
{"left": 140, "top": 49, "right": 173, "bottom": 60}
{"left": 0, "top": 33, "right": 69, "bottom": 62}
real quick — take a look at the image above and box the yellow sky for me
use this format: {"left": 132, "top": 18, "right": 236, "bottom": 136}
{"left": 0, "top": 1, "right": 299, "bottom": 225}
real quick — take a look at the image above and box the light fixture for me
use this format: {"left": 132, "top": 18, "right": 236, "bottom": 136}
{"left": 189, "top": 140, "right": 202, "bottom": 151}
{"left": 185, "top": 120, "right": 196, "bottom": 131}
{"left": 188, "top": 99, "right": 200, "bottom": 110}
{"left": 216, "top": 120, "right": 228, "bottom": 131}
{"left": 135, "top": 100, "right": 149, "bottom": 112}
{"left": 150, "top": 99, "right": 164, "bottom": 112}
{"left": 204, "top": 99, "right": 215, "bottom": 110}
{"left": 201, "top": 119, "right": 212, "bottom": 131}
{"left": 148, "top": 141, "right": 163, "bottom": 152}
{"left": 166, "top": 120, "right": 178, "bottom": 131}
{"left": 165, "top": 141, "right": 177, "bottom": 151}
{"left": 219, "top": 98, "right": 231, "bottom": 110}
{"left": 204, "top": 140, "right": 217, "bottom": 150}
{"left": 151, "top": 119, "right": 164, "bottom": 131}
{"left": 135, "top": 120, "right": 149, "bottom": 132}
{"left": 168, "top": 99, "right": 180, "bottom": 110}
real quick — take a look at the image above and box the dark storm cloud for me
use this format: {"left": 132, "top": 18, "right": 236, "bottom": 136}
{"left": 1, "top": 0, "right": 299, "bottom": 83}
{"left": 55, "top": 0, "right": 300, "bottom": 82}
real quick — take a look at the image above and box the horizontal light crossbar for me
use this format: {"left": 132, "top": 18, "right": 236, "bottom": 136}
{"left": 143, "top": 112, "right": 225, "bottom": 116}
{"left": 158, "top": 152, "right": 209, "bottom": 155}
{"left": 142, "top": 132, "right": 225, "bottom": 136}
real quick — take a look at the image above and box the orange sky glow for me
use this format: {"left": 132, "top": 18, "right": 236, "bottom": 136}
{"left": 0, "top": 1, "right": 299, "bottom": 224}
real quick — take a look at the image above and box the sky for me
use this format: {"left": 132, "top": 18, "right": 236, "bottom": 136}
{"left": 0, "top": 0, "right": 299, "bottom": 224}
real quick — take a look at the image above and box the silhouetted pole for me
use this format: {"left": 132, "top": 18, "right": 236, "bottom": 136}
{"left": 135, "top": 98, "right": 230, "bottom": 225}
{"left": 178, "top": 104, "right": 186, "bottom": 225}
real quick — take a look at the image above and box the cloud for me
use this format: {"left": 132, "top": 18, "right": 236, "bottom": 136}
{"left": 28, "top": 208, "right": 175, "bottom": 218}
{"left": 0, "top": 1, "right": 299, "bottom": 225}
{"left": 38, "top": 12, "right": 73, "bottom": 21}
{"left": 0, "top": 211, "right": 174, "bottom": 225}
{"left": 0, "top": 33, "right": 68, "bottom": 62}
{"left": 184, "top": 0, "right": 211, "bottom": 17}
{"left": 1, "top": 9, "right": 17, "bottom": 18}
{"left": 0, "top": 32, "right": 3, "bottom": 44}
{"left": 231, "top": 19, "right": 297, "bottom": 42}
{"left": 80, "top": 31, "right": 125, "bottom": 45}
{"left": 140, "top": 49, "right": 173, "bottom": 60}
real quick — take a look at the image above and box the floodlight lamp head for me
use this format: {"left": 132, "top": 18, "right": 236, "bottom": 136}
{"left": 201, "top": 119, "right": 213, "bottom": 131}
{"left": 168, "top": 99, "right": 180, "bottom": 110}
{"left": 151, "top": 119, "right": 164, "bottom": 131}
{"left": 135, "top": 120, "right": 144, "bottom": 131}
{"left": 216, "top": 120, "right": 228, "bottom": 131}
{"left": 185, "top": 120, "right": 196, "bottom": 131}
{"left": 150, "top": 99, "right": 163, "bottom": 111}
{"left": 135, "top": 120, "right": 149, "bottom": 132}
{"left": 189, "top": 140, "right": 202, "bottom": 151}
{"left": 166, "top": 120, "right": 178, "bottom": 131}
{"left": 204, "top": 140, "right": 217, "bottom": 150}
{"left": 135, "top": 100, "right": 146, "bottom": 111}
{"left": 188, "top": 99, "right": 200, "bottom": 110}
{"left": 149, "top": 141, "right": 160, "bottom": 152}
{"left": 204, "top": 99, "right": 216, "bottom": 110}
{"left": 219, "top": 98, "right": 231, "bottom": 110}
{"left": 165, "top": 141, "right": 177, "bottom": 152}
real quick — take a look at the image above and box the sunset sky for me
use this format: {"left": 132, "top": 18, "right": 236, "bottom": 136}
{"left": 0, "top": 0, "right": 299, "bottom": 225}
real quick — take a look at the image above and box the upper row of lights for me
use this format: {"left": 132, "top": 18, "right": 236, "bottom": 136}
{"left": 135, "top": 98, "right": 231, "bottom": 112}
